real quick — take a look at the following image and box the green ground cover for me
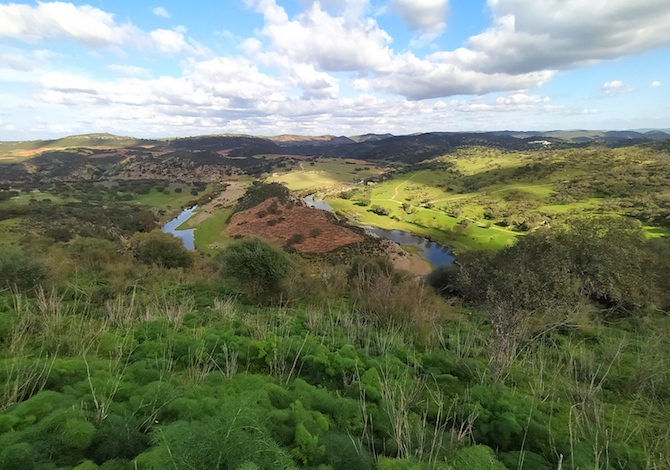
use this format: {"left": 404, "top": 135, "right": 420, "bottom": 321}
{"left": 190, "top": 208, "right": 235, "bottom": 254}
{"left": 131, "top": 184, "right": 207, "bottom": 209}
{"left": 268, "top": 159, "right": 386, "bottom": 192}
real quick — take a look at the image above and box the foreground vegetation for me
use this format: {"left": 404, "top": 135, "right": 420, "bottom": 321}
{"left": 0, "top": 138, "right": 669, "bottom": 469}
{"left": 0, "top": 207, "right": 669, "bottom": 469}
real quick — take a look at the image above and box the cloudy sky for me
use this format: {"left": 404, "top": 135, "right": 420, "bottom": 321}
{"left": 0, "top": 0, "right": 669, "bottom": 140}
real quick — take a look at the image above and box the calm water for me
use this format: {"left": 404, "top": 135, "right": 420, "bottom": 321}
{"left": 304, "top": 194, "right": 335, "bottom": 211}
{"left": 361, "top": 226, "right": 454, "bottom": 267}
{"left": 304, "top": 194, "right": 454, "bottom": 267}
{"left": 161, "top": 206, "right": 197, "bottom": 251}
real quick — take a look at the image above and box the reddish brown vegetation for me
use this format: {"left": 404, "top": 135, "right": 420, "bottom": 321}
{"left": 226, "top": 198, "right": 364, "bottom": 253}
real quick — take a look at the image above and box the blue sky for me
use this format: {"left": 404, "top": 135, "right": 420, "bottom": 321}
{"left": 0, "top": 0, "right": 668, "bottom": 140}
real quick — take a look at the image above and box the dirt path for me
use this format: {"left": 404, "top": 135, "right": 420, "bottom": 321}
{"left": 391, "top": 173, "right": 419, "bottom": 200}
{"left": 188, "top": 182, "right": 246, "bottom": 225}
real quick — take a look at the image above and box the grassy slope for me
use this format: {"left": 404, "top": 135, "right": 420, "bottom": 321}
{"left": 267, "top": 159, "right": 386, "bottom": 192}
{"left": 310, "top": 145, "right": 670, "bottom": 251}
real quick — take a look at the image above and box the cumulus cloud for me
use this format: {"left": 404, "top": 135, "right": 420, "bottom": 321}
{"left": 107, "top": 65, "right": 150, "bottom": 77}
{"left": 390, "top": 0, "right": 449, "bottom": 37}
{"left": 248, "top": 0, "right": 392, "bottom": 72}
{"left": 450, "top": 93, "right": 553, "bottom": 113}
{"left": 0, "top": 2, "right": 206, "bottom": 56}
{"left": 602, "top": 80, "right": 632, "bottom": 94}
{"left": 361, "top": 52, "right": 553, "bottom": 100}
{"left": 40, "top": 57, "right": 287, "bottom": 110}
{"left": 150, "top": 28, "right": 208, "bottom": 56}
{"left": 651, "top": 81, "right": 661, "bottom": 87}
{"left": 436, "top": 0, "right": 670, "bottom": 75}
{"left": 0, "top": 2, "right": 142, "bottom": 48}
{"left": 153, "top": 6, "right": 170, "bottom": 18}
{"left": 246, "top": 0, "right": 548, "bottom": 100}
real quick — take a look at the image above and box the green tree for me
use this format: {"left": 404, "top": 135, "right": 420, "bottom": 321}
{"left": 0, "top": 247, "right": 49, "bottom": 292}
{"left": 131, "top": 230, "right": 192, "bottom": 269}
{"left": 218, "top": 237, "right": 293, "bottom": 304}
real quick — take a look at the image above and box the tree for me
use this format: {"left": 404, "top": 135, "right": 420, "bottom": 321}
{"left": 0, "top": 247, "right": 49, "bottom": 292}
{"left": 131, "top": 231, "right": 192, "bottom": 269}
{"left": 217, "top": 237, "right": 293, "bottom": 304}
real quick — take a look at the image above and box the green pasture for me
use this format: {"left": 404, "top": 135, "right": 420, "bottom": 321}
{"left": 0, "top": 190, "right": 68, "bottom": 206}
{"left": 131, "top": 184, "right": 206, "bottom": 208}
{"left": 189, "top": 208, "right": 235, "bottom": 254}
{"left": 267, "top": 159, "right": 385, "bottom": 192}
{"left": 327, "top": 197, "right": 516, "bottom": 252}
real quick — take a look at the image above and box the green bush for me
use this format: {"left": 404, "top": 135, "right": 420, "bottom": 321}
{"left": 131, "top": 230, "right": 192, "bottom": 269}
{"left": 0, "top": 246, "right": 49, "bottom": 292}
{"left": 68, "top": 237, "right": 118, "bottom": 271}
{"left": 217, "top": 238, "right": 293, "bottom": 304}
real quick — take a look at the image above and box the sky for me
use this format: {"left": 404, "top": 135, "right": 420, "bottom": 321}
{"left": 0, "top": 0, "right": 669, "bottom": 140}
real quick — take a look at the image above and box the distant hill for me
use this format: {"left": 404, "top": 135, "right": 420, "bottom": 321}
{"left": 2, "top": 129, "right": 669, "bottom": 183}
{"left": 0, "top": 133, "right": 156, "bottom": 154}
{"left": 349, "top": 133, "right": 394, "bottom": 143}
{"left": 268, "top": 135, "right": 356, "bottom": 146}
{"left": 491, "top": 129, "right": 670, "bottom": 143}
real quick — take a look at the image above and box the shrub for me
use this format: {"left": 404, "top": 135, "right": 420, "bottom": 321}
{"left": 0, "top": 247, "right": 49, "bottom": 292}
{"left": 217, "top": 238, "right": 293, "bottom": 304}
{"left": 370, "top": 205, "right": 390, "bottom": 216}
{"left": 286, "top": 233, "right": 305, "bottom": 247}
{"left": 131, "top": 231, "right": 192, "bottom": 269}
{"left": 68, "top": 237, "right": 118, "bottom": 271}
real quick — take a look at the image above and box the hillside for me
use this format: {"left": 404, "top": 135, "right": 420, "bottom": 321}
{"left": 0, "top": 136, "right": 669, "bottom": 469}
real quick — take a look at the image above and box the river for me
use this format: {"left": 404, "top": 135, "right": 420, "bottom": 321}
{"left": 304, "top": 194, "right": 454, "bottom": 267}
{"left": 161, "top": 206, "right": 197, "bottom": 251}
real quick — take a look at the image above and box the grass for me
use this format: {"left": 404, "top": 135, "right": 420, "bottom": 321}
{"left": 327, "top": 197, "right": 515, "bottom": 252}
{"left": 0, "top": 191, "right": 68, "bottom": 206}
{"left": 190, "top": 208, "right": 235, "bottom": 254}
{"left": 0, "top": 219, "right": 21, "bottom": 244}
{"left": 267, "top": 159, "right": 386, "bottom": 192}
{"left": 131, "top": 184, "right": 205, "bottom": 209}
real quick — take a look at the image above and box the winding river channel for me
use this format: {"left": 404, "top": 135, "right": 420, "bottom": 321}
{"left": 304, "top": 194, "right": 454, "bottom": 267}
{"left": 163, "top": 196, "right": 454, "bottom": 267}
{"left": 161, "top": 206, "right": 197, "bottom": 251}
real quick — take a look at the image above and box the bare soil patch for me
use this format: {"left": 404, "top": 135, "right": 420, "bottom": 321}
{"left": 189, "top": 182, "right": 246, "bottom": 225}
{"left": 227, "top": 198, "right": 364, "bottom": 253}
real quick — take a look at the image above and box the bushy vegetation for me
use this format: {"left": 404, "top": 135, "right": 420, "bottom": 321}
{"left": 131, "top": 231, "right": 192, "bottom": 269}
{"left": 217, "top": 237, "right": 294, "bottom": 304}
{"left": 0, "top": 141, "right": 669, "bottom": 469}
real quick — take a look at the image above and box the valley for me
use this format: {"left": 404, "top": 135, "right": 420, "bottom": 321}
{"left": 0, "top": 131, "right": 669, "bottom": 470}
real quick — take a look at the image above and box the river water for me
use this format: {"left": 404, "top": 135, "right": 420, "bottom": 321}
{"left": 163, "top": 197, "right": 455, "bottom": 267}
{"left": 304, "top": 194, "right": 454, "bottom": 267}
{"left": 161, "top": 206, "right": 197, "bottom": 251}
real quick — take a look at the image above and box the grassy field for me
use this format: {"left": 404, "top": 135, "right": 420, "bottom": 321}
{"left": 0, "top": 190, "right": 69, "bottom": 206}
{"left": 188, "top": 208, "right": 235, "bottom": 254}
{"left": 303, "top": 144, "right": 670, "bottom": 252}
{"left": 267, "top": 159, "right": 386, "bottom": 192}
{"left": 131, "top": 184, "right": 207, "bottom": 210}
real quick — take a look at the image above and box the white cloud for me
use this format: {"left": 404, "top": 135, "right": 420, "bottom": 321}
{"left": 153, "top": 6, "right": 170, "bottom": 18}
{"left": 150, "top": 28, "right": 209, "bottom": 56}
{"left": 107, "top": 65, "right": 150, "bottom": 77}
{"left": 440, "top": 0, "right": 670, "bottom": 75}
{"left": 0, "top": 2, "right": 206, "bottom": 56}
{"left": 286, "top": 63, "right": 339, "bottom": 99}
{"left": 39, "top": 57, "right": 287, "bottom": 110}
{"left": 602, "top": 80, "right": 632, "bottom": 94}
{"left": 651, "top": 81, "right": 661, "bottom": 87}
{"left": 362, "top": 52, "right": 553, "bottom": 100}
{"left": 0, "top": 2, "right": 142, "bottom": 48}
{"left": 248, "top": 0, "right": 393, "bottom": 72}
{"left": 390, "top": 0, "right": 449, "bottom": 37}
{"left": 451, "top": 93, "right": 554, "bottom": 113}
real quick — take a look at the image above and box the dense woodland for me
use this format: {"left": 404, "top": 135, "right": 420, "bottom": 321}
{"left": 0, "top": 136, "right": 669, "bottom": 469}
